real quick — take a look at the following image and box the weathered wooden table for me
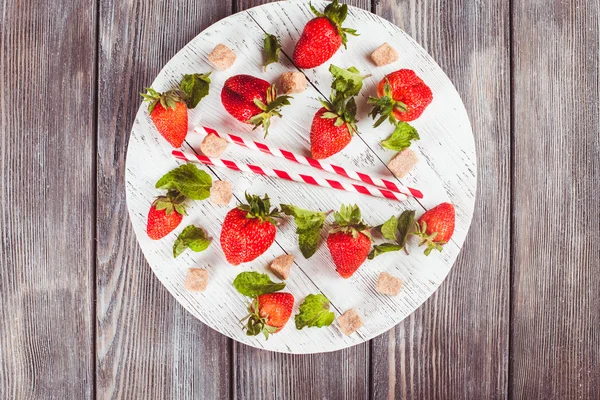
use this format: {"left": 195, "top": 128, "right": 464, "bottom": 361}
{"left": 1, "top": 0, "right": 599, "bottom": 398}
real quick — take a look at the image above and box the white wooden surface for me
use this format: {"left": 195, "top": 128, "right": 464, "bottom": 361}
{"left": 125, "top": 0, "right": 476, "bottom": 353}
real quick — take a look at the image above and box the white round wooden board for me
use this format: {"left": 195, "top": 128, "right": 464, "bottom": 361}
{"left": 125, "top": 0, "right": 476, "bottom": 354}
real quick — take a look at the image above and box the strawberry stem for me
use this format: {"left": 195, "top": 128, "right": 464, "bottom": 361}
{"left": 247, "top": 85, "right": 292, "bottom": 137}
{"left": 237, "top": 193, "right": 281, "bottom": 225}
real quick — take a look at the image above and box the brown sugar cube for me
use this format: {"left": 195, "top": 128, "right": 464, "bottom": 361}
{"left": 279, "top": 71, "right": 307, "bottom": 94}
{"left": 337, "top": 308, "right": 363, "bottom": 336}
{"left": 184, "top": 268, "right": 209, "bottom": 292}
{"left": 388, "top": 148, "right": 419, "bottom": 178}
{"left": 376, "top": 272, "right": 403, "bottom": 296}
{"left": 269, "top": 254, "right": 295, "bottom": 280}
{"left": 371, "top": 42, "right": 399, "bottom": 66}
{"left": 201, "top": 133, "right": 228, "bottom": 157}
{"left": 210, "top": 180, "right": 232, "bottom": 206}
{"left": 208, "top": 44, "right": 236, "bottom": 71}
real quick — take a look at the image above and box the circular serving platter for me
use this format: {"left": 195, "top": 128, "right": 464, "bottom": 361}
{"left": 125, "top": 0, "right": 476, "bottom": 354}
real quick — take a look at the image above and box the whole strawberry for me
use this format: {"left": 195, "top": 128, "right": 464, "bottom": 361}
{"left": 368, "top": 69, "right": 433, "bottom": 126}
{"left": 142, "top": 73, "right": 211, "bottom": 147}
{"left": 293, "top": 0, "right": 358, "bottom": 69}
{"left": 221, "top": 75, "right": 291, "bottom": 137}
{"left": 310, "top": 107, "right": 353, "bottom": 159}
{"left": 415, "top": 202, "right": 455, "bottom": 255}
{"left": 147, "top": 190, "right": 187, "bottom": 240}
{"left": 327, "top": 204, "right": 372, "bottom": 278}
{"left": 142, "top": 89, "right": 188, "bottom": 147}
{"left": 220, "top": 193, "right": 281, "bottom": 265}
{"left": 244, "top": 292, "right": 294, "bottom": 338}
{"left": 310, "top": 65, "right": 366, "bottom": 159}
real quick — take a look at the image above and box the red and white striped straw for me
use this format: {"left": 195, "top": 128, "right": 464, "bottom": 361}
{"left": 194, "top": 126, "right": 423, "bottom": 199}
{"left": 173, "top": 150, "right": 408, "bottom": 202}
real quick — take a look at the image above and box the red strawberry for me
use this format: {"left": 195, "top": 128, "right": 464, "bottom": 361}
{"left": 244, "top": 292, "right": 294, "bottom": 338}
{"left": 310, "top": 107, "right": 353, "bottom": 159}
{"left": 310, "top": 65, "right": 365, "bottom": 159}
{"left": 326, "top": 205, "right": 372, "bottom": 278}
{"left": 415, "top": 202, "right": 455, "bottom": 255}
{"left": 293, "top": 0, "right": 358, "bottom": 69}
{"left": 147, "top": 190, "right": 187, "bottom": 240}
{"left": 368, "top": 69, "right": 433, "bottom": 125}
{"left": 221, "top": 75, "right": 291, "bottom": 137}
{"left": 220, "top": 193, "right": 281, "bottom": 265}
{"left": 142, "top": 89, "right": 188, "bottom": 147}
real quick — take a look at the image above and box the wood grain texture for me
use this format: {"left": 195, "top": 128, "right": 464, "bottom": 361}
{"left": 511, "top": 0, "right": 600, "bottom": 398}
{"left": 0, "top": 0, "right": 96, "bottom": 398}
{"left": 96, "top": 0, "right": 232, "bottom": 399}
{"left": 233, "top": 0, "right": 368, "bottom": 398}
{"left": 371, "top": 1, "right": 511, "bottom": 399}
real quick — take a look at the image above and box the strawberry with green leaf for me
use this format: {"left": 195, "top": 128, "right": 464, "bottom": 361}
{"left": 414, "top": 202, "right": 455, "bottom": 255}
{"left": 148, "top": 164, "right": 213, "bottom": 240}
{"left": 233, "top": 271, "right": 292, "bottom": 339}
{"left": 220, "top": 193, "right": 282, "bottom": 265}
{"left": 293, "top": 0, "right": 358, "bottom": 69}
{"left": 147, "top": 189, "right": 187, "bottom": 240}
{"left": 221, "top": 75, "right": 291, "bottom": 137}
{"left": 141, "top": 73, "right": 211, "bottom": 147}
{"left": 368, "top": 69, "right": 433, "bottom": 126}
{"left": 281, "top": 204, "right": 328, "bottom": 259}
{"left": 244, "top": 293, "right": 295, "bottom": 339}
{"left": 327, "top": 204, "right": 372, "bottom": 278}
{"left": 295, "top": 294, "right": 335, "bottom": 329}
{"left": 310, "top": 65, "right": 367, "bottom": 159}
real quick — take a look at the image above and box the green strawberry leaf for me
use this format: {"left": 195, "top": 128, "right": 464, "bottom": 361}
{"left": 173, "top": 225, "right": 210, "bottom": 258}
{"left": 281, "top": 204, "right": 327, "bottom": 259}
{"left": 380, "top": 216, "right": 398, "bottom": 241}
{"left": 180, "top": 73, "right": 211, "bottom": 109}
{"left": 368, "top": 243, "right": 403, "bottom": 259}
{"left": 396, "top": 210, "right": 416, "bottom": 248}
{"left": 329, "top": 65, "right": 365, "bottom": 98}
{"left": 295, "top": 294, "right": 335, "bottom": 330}
{"left": 381, "top": 122, "right": 420, "bottom": 151}
{"left": 233, "top": 271, "right": 286, "bottom": 297}
{"left": 263, "top": 33, "right": 281, "bottom": 71}
{"left": 155, "top": 164, "right": 213, "bottom": 200}
{"left": 309, "top": 2, "right": 323, "bottom": 17}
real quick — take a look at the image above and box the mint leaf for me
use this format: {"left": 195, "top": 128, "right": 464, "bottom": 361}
{"left": 381, "top": 122, "right": 420, "bottom": 151}
{"left": 173, "top": 225, "right": 210, "bottom": 258}
{"left": 233, "top": 272, "right": 286, "bottom": 297}
{"left": 297, "top": 228, "right": 321, "bottom": 259}
{"left": 380, "top": 216, "right": 398, "bottom": 241}
{"left": 329, "top": 65, "right": 365, "bottom": 98}
{"left": 180, "top": 73, "right": 211, "bottom": 109}
{"left": 396, "top": 210, "right": 416, "bottom": 248}
{"left": 281, "top": 204, "right": 327, "bottom": 258}
{"left": 368, "top": 243, "right": 403, "bottom": 259}
{"left": 263, "top": 33, "right": 281, "bottom": 70}
{"left": 295, "top": 294, "right": 335, "bottom": 329}
{"left": 155, "top": 164, "right": 212, "bottom": 200}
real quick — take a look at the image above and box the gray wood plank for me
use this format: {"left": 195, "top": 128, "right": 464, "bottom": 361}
{"left": 232, "top": 1, "right": 372, "bottom": 399}
{"left": 0, "top": 0, "right": 96, "bottom": 398}
{"left": 371, "top": 1, "right": 511, "bottom": 399}
{"left": 511, "top": 1, "right": 600, "bottom": 398}
{"left": 95, "top": 1, "right": 232, "bottom": 398}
